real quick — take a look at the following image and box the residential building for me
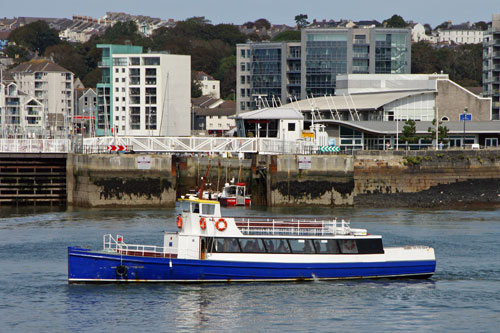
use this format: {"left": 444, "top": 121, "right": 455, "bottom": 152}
{"left": 483, "top": 14, "right": 500, "bottom": 120}
{"left": 410, "top": 23, "right": 437, "bottom": 43}
{"left": 437, "top": 22, "right": 483, "bottom": 44}
{"left": 192, "top": 97, "right": 236, "bottom": 135}
{"left": 236, "top": 27, "right": 411, "bottom": 113}
{"left": 194, "top": 71, "right": 220, "bottom": 99}
{"left": 96, "top": 44, "right": 191, "bottom": 137}
{"left": 74, "top": 88, "right": 97, "bottom": 137}
{"left": 5, "top": 59, "right": 74, "bottom": 139}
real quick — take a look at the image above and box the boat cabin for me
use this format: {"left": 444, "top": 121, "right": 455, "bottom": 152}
{"left": 166, "top": 198, "right": 385, "bottom": 261}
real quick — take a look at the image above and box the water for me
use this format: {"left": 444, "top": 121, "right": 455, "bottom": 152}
{"left": 1, "top": 205, "right": 499, "bottom": 332}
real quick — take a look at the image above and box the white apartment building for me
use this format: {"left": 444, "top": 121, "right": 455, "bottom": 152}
{"left": 106, "top": 52, "right": 191, "bottom": 136}
{"left": 438, "top": 24, "right": 483, "bottom": 44}
{"left": 2, "top": 59, "right": 73, "bottom": 138}
{"left": 194, "top": 71, "right": 220, "bottom": 99}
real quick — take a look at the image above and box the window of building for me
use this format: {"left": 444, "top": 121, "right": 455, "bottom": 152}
{"left": 240, "top": 62, "right": 245, "bottom": 71}
{"left": 115, "top": 97, "right": 119, "bottom": 102}
{"left": 143, "top": 57, "right": 160, "bottom": 65}
{"left": 115, "top": 116, "right": 119, "bottom": 121}
{"left": 130, "top": 57, "right": 140, "bottom": 66}
{"left": 115, "top": 68, "right": 119, "bottom": 73}
{"left": 241, "top": 76, "right": 245, "bottom": 84}
{"left": 241, "top": 89, "right": 245, "bottom": 97}
{"left": 240, "top": 49, "right": 245, "bottom": 58}
{"left": 115, "top": 88, "right": 119, "bottom": 92}
{"left": 122, "top": 68, "right": 125, "bottom": 73}
{"left": 288, "top": 123, "right": 295, "bottom": 131}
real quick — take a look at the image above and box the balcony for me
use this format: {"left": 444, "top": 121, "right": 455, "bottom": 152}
{"left": 98, "top": 59, "right": 112, "bottom": 68}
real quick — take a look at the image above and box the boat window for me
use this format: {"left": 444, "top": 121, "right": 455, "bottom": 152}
{"left": 213, "top": 238, "right": 241, "bottom": 253}
{"left": 201, "top": 204, "right": 215, "bottom": 215}
{"left": 289, "top": 239, "right": 315, "bottom": 254}
{"left": 262, "top": 239, "right": 291, "bottom": 253}
{"left": 192, "top": 203, "right": 200, "bottom": 213}
{"left": 355, "top": 239, "right": 384, "bottom": 254}
{"left": 339, "top": 239, "right": 358, "bottom": 254}
{"left": 313, "top": 239, "right": 340, "bottom": 254}
{"left": 237, "top": 187, "right": 244, "bottom": 196}
{"left": 181, "top": 201, "right": 190, "bottom": 213}
{"left": 239, "top": 238, "right": 266, "bottom": 253}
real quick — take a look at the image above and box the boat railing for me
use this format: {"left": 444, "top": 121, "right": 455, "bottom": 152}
{"left": 231, "top": 217, "right": 354, "bottom": 236}
{"left": 103, "top": 234, "right": 174, "bottom": 258}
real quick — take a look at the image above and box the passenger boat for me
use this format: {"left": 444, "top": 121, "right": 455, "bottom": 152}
{"left": 67, "top": 198, "right": 436, "bottom": 283}
{"left": 219, "top": 182, "right": 251, "bottom": 206}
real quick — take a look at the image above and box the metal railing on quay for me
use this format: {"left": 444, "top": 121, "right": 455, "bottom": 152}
{"left": 0, "top": 139, "right": 71, "bottom": 153}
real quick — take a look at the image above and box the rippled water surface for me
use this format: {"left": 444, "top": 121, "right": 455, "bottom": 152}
{"left": 1, "top": 206, "right": 499, "bottom": 332}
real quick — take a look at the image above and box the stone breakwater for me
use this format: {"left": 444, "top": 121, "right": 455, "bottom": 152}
{"left": 65, "top": 150, "right": 500, "bottom": 208}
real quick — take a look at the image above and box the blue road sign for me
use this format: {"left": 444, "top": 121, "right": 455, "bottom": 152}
{"left": 460, "top": 113, "right": 472, "bottom": 121}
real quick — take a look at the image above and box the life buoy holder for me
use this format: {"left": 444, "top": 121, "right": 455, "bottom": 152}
{"left": 200, "top": 217, "right": 207, "bottom": 230}
{"left": 176, "top": 215, "right": 183, "bottom": 229}
{"left": 116, "top": 264, "right": 128, "bottom": 277}
{"left": 215, "top": 218, "right": 227, "bottom": 232}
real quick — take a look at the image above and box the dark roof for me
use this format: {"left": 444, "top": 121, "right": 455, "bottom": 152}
{"left": 194, "top": 107, "right": 236, "bottom": 117}
{"left": 355, "top": 20, "right": 381, "bottom": 26}
{"left": 219, "top": 100, "right": 236, "bottom": 109}
{"left": 9, "top": 58, "right": 72, "bottom": 73}
{"left": 194, "top": 71, "right": 215, "bottom": 81}
{"left": 191, "top": 95, "right": 220, "bottom": 108}
{"left": 75, "top": 87, "right": 96, "bottom": 99}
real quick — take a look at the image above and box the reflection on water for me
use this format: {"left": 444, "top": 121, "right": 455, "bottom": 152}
{"left": 1, "top": 207, "right": 499, "bottom": 331}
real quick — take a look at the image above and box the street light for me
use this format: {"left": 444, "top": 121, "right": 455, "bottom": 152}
{"left": 463, "top": 107, "right": 467, "bottom": 149}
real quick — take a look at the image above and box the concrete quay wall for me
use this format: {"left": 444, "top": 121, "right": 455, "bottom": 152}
{"left": 67, "top": 154, "right": 176, "bottom": 207}
{"left": 66, "top": 150, "right": 500, "bottom": 208}
{"left": 353, "top": 150, "right": 500, "bottom": 208}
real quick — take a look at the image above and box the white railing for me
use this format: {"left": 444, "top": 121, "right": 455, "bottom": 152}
{"left": 103, "top": 234, "right": 172, "bottom": 257}
{"left": 232, "top": 217, "right": 363, "bottom": 236}
{"left": 82, "top": 136, "right": 316, "bottom": 155}
{"left": 0, "top": 139, "right": 71, "bottom": 153}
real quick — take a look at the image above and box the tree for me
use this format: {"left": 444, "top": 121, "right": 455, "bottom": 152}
{"left": 428, "top": 119, "right": 449, "bottom": 144}
{"left": 8, "top": 20, "right": 60, "bottom": 54}
{"left": 383, "top": 15, "right": 408, "bottom": 28}
{"left": 423, "top": 24, "right": 433, "bottom": 35}
{"left": 191, "top": 73, "right": 202, "bottom": 98}
{"left": 44, "top": 43, "right": 88, "bottom": 79}
{"left": 254, "top": 18, "right": 271, "bottom": 30}
{"left": 272, "top": 30, "right": 301, "bottom": 41}
{"left": 295, "top": 14, "right": 310, "bottom": 29}
{"left": 3, "top": 45, "right": 30, "bottom": 62}
{"left": 472, "top": 21, "right": 488, "bottom": 31}
{"left": 435, "top": 21, "right": 450, "bottom": 30}
{"left": 400, "top": 119, "right": 419, "bottom": 143}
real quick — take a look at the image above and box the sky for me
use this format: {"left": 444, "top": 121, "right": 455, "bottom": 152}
{"left": 2, "top": 0, "right": 500, "bottom": 28}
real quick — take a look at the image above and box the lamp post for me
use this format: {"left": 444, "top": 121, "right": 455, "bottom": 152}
{"left": 462, "top": 107, "right": 467, "bottom": 149}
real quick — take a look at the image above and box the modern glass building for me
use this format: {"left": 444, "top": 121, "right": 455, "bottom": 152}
{"left": 96, "top": 44, "right": 143, "bottom": 136}
{"left": 236, "top": 27, "right": 411, "bottom": 113}
{"left": 482, "top": 14, "right": 500, "bottom": 120}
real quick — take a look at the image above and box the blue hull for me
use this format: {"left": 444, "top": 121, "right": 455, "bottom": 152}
{"left": 68, "top": 247, "right": 436, "bottom": 283}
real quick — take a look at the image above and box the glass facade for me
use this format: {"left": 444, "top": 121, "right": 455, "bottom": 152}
{"left": 250, "top": 47, "right": 282, "bottom": 108}
{"left": 305, "top": 33, "right": 347, "bottom": 96}
{"left": 375, "top": 33, "right": 407, "bottom": 74}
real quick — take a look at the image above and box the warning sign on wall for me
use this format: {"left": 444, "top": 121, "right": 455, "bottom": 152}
{"left": 298, "top": 156, "right": 312, "bottom": 170}
{"left": 137, "top": 156, "right": 152, "bottom": 170}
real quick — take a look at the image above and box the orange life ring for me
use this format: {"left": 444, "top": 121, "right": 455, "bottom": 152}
{"left": 200, "top": 217, "right": 207, "bottom": 230}
{"left": 215, "top": 218, "right": 227, "bottom": 231}
{"left": 176, "top": 215, "right": 183, "bottom": 228}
